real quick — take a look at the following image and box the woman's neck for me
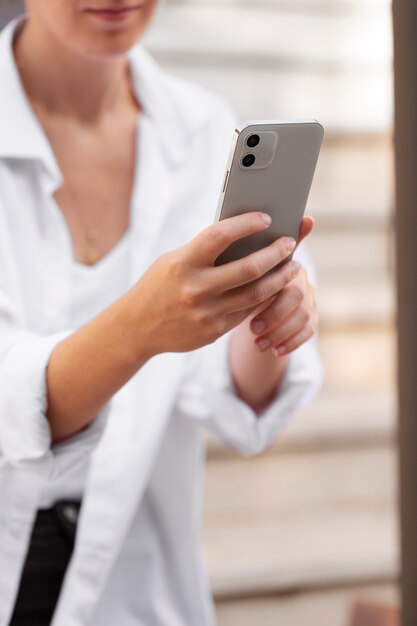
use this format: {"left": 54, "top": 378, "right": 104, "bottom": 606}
{"left": 13, "top": 18, "right": 135, "bottom": 123}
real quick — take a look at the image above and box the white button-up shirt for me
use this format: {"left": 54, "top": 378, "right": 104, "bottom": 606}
{"left": 0, "top": 16, "right": 324, "bottom": 626}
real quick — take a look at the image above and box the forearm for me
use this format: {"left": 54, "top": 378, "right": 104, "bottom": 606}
{"left": 229, "top": 315, "right": 289, "bottom": 415}
{"left": 46, "top": 290, "right": 152, "bottom": 443}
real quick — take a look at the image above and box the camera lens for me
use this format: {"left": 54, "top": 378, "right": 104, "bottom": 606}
{"left": 242, "top": 154, "right": 256, "bottom": 168}
{"left": 246, "top": 134, "right": 260, "bottom": 148}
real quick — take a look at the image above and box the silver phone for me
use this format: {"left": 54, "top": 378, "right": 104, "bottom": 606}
{"left": 214, "top": 119, "right": 324, "bottom": 269}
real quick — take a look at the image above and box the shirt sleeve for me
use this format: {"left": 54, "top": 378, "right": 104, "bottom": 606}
{"left": 0, "top": 288, "right": 110, "bottom": 465}
{"left": 175, "top": 243, "right": 324, "bottom": 456}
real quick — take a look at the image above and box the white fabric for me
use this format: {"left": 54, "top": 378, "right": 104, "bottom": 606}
{"left": 38, "top": 228, "right": 133, "bottom": 509}
{"left": 70, "top": 228, "right": 132, "bottom": 330}
{"left": 0, "top": 15, "right": 324, "bottom": 626}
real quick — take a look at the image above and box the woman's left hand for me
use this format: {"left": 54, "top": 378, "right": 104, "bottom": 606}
{"left": 248, "top": 215, "right": 318, "bottom": 357}
{"left": 249, "top": 264, "right": 318, "bottom": 356}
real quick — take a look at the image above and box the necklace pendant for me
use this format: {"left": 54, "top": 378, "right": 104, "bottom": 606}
{"left": 83, "top": 228, "right": 100, "bottom": 265}
{"left": 84, "top": 244, "right": 100, "bottom": 266}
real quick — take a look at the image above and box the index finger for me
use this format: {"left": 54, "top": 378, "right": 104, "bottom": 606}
{"left": 187, "top": 212, "right": 272, "bottom": 267}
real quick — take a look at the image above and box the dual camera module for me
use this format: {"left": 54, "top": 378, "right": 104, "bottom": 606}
{"left": 242, "top": 134, "right": 260, "bottom": 167}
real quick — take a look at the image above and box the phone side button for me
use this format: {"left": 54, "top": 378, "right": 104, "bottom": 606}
{"left": 222, "top": 169, "right": 230, "bottom": 193}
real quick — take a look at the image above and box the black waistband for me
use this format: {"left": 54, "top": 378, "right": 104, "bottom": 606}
{"left": 9, "top": 500, "right": 81, "bottom": 626}
{"left": 49, "top": 500, "right": 81, "bottom": 543}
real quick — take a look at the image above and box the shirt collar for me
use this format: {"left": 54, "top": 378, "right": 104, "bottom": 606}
{"left": 0, "top": 15, "right": 218, "bottom": 188}
{"left": 0, "top": 17, "right": 62, "bottom": 187}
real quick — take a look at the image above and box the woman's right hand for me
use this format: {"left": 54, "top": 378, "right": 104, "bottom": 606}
{"left": 127, "top": 211, "right": 301, "bottom": 360}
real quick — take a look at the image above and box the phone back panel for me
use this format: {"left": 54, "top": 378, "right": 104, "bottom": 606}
{"left": 214, "top": 120, "right": 323, "bottom": 266}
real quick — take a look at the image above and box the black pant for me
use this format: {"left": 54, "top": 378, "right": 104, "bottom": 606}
{"left": 9, "top": 502, "right": 80, "bottom": 626}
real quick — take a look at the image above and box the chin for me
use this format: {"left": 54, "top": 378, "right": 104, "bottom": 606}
{"left": 65, "top": 20, "right": 149, "bottom": 59}
{"left": 77, "top": 5, "right": 154, "bottom": 58}
{"left": 54, "top": 7, "right": 154, "bottom": 60}
{"left": 81, "top": 31, "right": 145, "bottom": 59}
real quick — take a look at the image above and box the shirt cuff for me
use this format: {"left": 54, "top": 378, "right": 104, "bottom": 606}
{"left": 0, "top": 330, "right": 74, "bottom": 463}
{"left": 198, "top": 330, "right": 324, "bottom": 455}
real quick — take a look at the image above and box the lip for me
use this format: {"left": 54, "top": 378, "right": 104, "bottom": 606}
{"left": 85, "top": 4, "right": 143, "bottom": 21}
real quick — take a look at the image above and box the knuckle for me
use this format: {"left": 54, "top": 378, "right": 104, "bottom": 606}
{"left": 307, "top": 321, "right": 316, "bottom": 337}
{"left": 299, "top": 306, "right": 310, "bottom": 325}
{"left": 274, "top": 241, "right": 287, "bottom": 262}
{"left": 242, "top": 258, "right": 262, "bottom": 281}
{"left": 206, "top": 318, "right": 226, "bottom": 342}
{"left": 214, "top": 317, "right": 227, "bottom": 337}
{"left": 299, "top": 264, "right": 308, "bottom": 278}
{"left": 270, "top": 330, "right": 282, "bottom": 347}
{"left": 167, "top": 253, "right": 186, "bottom": 278}
{"left": 193, "top": 308, "right": 211, "bottom": 325}
{"left": 289, "top": 284, "right": 304, "bottom": 303}
{"left": 180, "top": 284, "right": 201, "bottom": 308}
{"left": 270, "top": 298, "right": 284, "bottom": 321}
{"left": 210, "top": 225, "right": 230, "bottom": 248}
{"left": 270, "top": 300, "right": 282, "bottom": 320}
{"left": 277, "top": 237, "right": 293, "bottom": 258}
{"left": 250, "top": 283, "right": 267, "bottom": 306}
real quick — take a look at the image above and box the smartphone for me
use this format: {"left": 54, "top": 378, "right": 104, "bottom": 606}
{"left": 214, "top": 119, "right": 324, "bottom": 269}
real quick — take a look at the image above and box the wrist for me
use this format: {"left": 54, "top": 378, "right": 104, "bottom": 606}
{"left": 229, "top": 321, "right": 289, "bottom": 413}
{"left": 114, "top": 289, "right": 158, "bottom": 368}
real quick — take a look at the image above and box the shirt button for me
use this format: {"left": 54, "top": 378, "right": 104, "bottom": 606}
{"left": 63, "top": 504, "right": 79, "bottom": 524}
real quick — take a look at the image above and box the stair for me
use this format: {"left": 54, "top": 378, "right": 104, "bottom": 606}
{"left": 143, "top": 0, "right": 393, "bottom": 131}
{"left": 207, "top": 387, "right": 396, "bottom": 458}
{"left": 203, "top": 444, "right": 398, "bottom": 598}
{"left": 215, "top": 585, "right": 399, "bottom": 626}
{"left": 144, "top": 1, "right": 399, "bottom": 623}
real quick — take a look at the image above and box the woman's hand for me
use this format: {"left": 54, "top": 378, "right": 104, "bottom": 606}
{"left": 127, "top": 211, "right": 302, "bottom": 360}
{"left": 228, "top": 216, "right": 318, "bottom": 414}
{"left": 248, "top": 216, "right": 318, "bottom": 356}
{"left": 249, "top": 265, "right": 318, "bottom": 356}
{"left": 46, "top": 212, "right": 314, "bottom": 441}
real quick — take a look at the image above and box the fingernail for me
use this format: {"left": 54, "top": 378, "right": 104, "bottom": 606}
{"left": 290, "top": 261, "right": 301, "bottom": 275}
{"left": 276, "top": 346, "right": 287, "bottom": 356}
{"left": 257, "top": 337, "right": 271, "bottom": 351}
{"left": 252, "top": 320, "right": 266, "bottom": 334}
{"left": 261, "top": 213, "right": 272, "bottom": 226}
{"left": 284, "top": 237, "right": 296, "bottom": 252}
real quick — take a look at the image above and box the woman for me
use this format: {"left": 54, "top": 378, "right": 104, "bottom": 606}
{"left": 0, "top": 1, "right": 323, "bottom": 625}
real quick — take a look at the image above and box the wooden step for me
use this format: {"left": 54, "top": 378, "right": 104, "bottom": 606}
{"left": 308, "top": 132, "right": 394, "bottom": 222}
{"left": 210, "top": 326, "right": 395, "bottom": 440}
{"left": 319, "top": 325, "right": 395, "bottom": 391}
{"left": 145, "top": 2, "right": 393, "bottom": 130}
{"left": 308, "top": 227, "right": 392, "bottom": 278}
{"left": 148, "top": 3, "right": 392, "bottom": 68}
{"left": 177, "top": 0, "right": 391, "bottom": 9}
{"left": 206, "top": 387, "right": 396, "bottom": 458}
{"left": 351, "top": 601, "right": 400, "bottom": 626}
{"left": 202, "top": 444, "right": 399, "bottom": 598}
{"left": 216, "top": 583, "right": 399, "bottom": 626}
{"left": 145, "top": 52, "right": 392, "bottom": 132}
{"left": 317, "top": 273, "right": 394, "bottom": 327}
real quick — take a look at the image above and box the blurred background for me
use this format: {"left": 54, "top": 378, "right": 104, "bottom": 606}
{"left": 0, "top": 0, "right": 398, "bottom": 624}
{"left": 142, "top": 2, "right": 398, "bottom": 625}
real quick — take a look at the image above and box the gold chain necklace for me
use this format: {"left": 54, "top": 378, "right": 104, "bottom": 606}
{"left": 14, "top": 41, "right": 135, "bottom": 267}
{"left": 15, "top": 48, "right": 103, "bottom": 266}
{"left": 83, "top": 227, "right": 101, "bottom": 265}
